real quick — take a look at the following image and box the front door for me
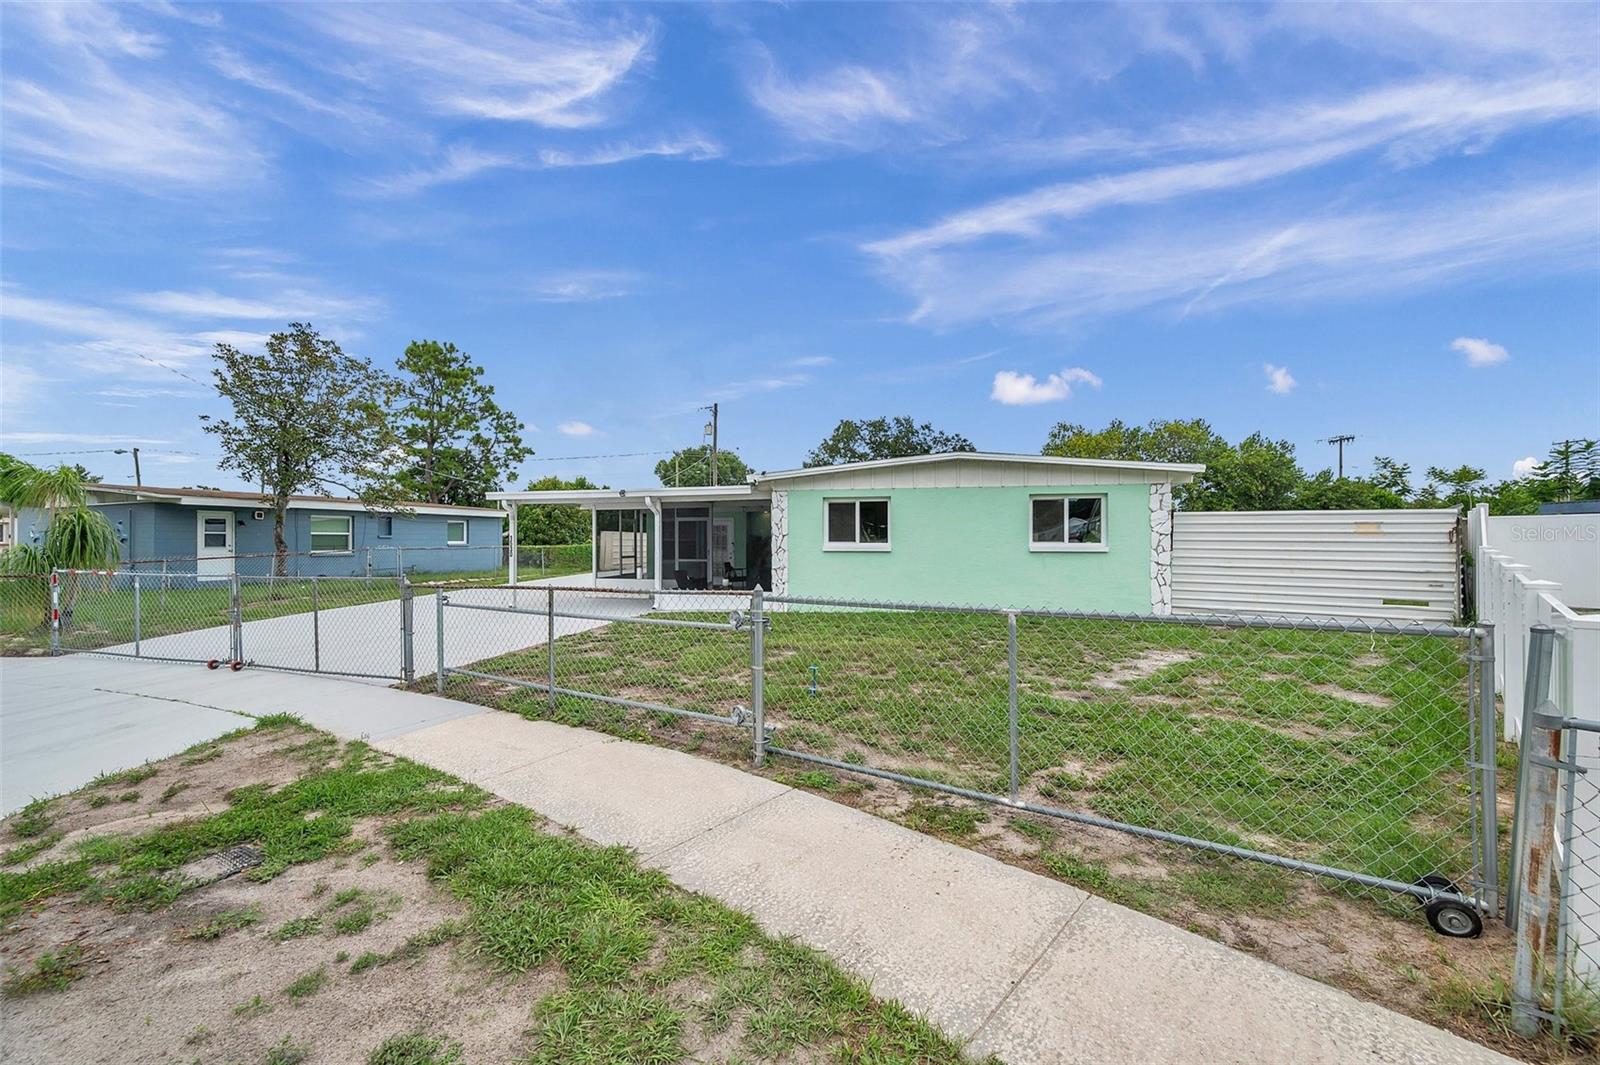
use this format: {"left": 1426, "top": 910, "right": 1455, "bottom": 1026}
{"left": 196, "top": 510, "right": 235, "bottom": 580}
{"left": 710, "top": 518, "right": 733, "bottom": 586}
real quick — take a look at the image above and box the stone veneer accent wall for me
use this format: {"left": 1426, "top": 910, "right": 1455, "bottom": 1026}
{"left": 1150, "top": 483, "right": 1174, "bottom": 615}
{"left": 769, "top": 489, "right": 788, "bottom": 600}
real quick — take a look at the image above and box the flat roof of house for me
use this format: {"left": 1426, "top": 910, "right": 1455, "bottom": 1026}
{"left": 490, "top": 451, "right": 1205, "bottom": 506}
{"left": 754, "top": 451, "right": 1206, "bottom": 481}
{"left": 86, "top": 484, "right": 504, "bottom": 517}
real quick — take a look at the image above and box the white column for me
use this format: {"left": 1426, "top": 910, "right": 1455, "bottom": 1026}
{"left": 769, "top": 490, "right": 788, "bottom": 600}
{"left": 648, "top": 498, "right": 663, "bottom": 592}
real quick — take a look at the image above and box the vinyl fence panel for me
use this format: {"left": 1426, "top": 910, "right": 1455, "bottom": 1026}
{"left": 1171, "top": 508, "right": 1461, "bottom": 622}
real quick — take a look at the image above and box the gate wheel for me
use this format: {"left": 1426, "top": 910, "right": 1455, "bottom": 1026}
{"left": 1425, "top": 898, "right": 1483, "bottom": 938}
{"left": 206, "top": 659, "right": 221, "bottom": 670}
{"left": 229, "top": 660, "right": 245, "bottom": 672}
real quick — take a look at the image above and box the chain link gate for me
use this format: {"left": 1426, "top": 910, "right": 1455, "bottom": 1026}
{"left": 48, "top": 568, "right": 414, "bottom": 681}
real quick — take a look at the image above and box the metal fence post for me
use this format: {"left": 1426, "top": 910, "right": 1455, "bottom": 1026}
{"left": 1508, "top": 624, "right": 1557, "bottom": 927}
{"left": 395, "top": 545, "right": 404, "bottom": 579}
{"left": 1477, "top": 624, "right": 1499, "bottom": 917}
{"left": 1511, "top": 697, "right": 1562, "bottom": 1037}
{"left": 160, "top": 558, "right": 169, "bottom": 609}
{"left": 546, "top": 587, "right": 557, "bottom": 712}
{"left": 751, "top": 586, "right": 766, "bottom": 767}
{"left": 229, "top": 572, "right": 242, "bottom": 664}
{"left": 435, "top": 588, "right": 447, "bottom": 694}
{"left": 1007, "top": 612, "right": 1020, "bottom": 801}
{"left": 48, "top": 571, "right": 61, "bottom": 655}
{"left": 311, "top": 576, "right": 321, "bottom": 673}
{"left": 400, "top": 577, "right": 415, "bottom": 684}
{"left": 132, "top": 573, "right": 142, "bottom": 658}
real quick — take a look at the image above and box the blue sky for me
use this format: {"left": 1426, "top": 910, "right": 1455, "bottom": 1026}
{"left": 1, "top": 1, "right": 1596, "bottom": 493}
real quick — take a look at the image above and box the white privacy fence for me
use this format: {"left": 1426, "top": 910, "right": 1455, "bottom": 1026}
{"left": 1468, "top": 504, "right": 1600, "bottom": 743}
{"left": 1470, "top": 503, "right": 1600, "bottom": 1023}
{"left": 1171, "top": 508, "right": 1462, "bottom": 622}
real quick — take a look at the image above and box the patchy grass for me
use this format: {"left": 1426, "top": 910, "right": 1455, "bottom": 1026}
{"left": 367, "top": 1031, "right": 464, "bottom": 1065}
{"left": 159, "top": 781, "right": 191, "bottom": 804}
{"left": 10, "top": 799, "right": 55, "bottom": 839}
{"left": 282, "top": 965, "right": 328, "bottom": 1001}
{"left": 263, "top": 1034, "right": 310, "bottom": 1064}
{"left": 1, "top": 719, "right": 984, "bottom": 1064}
{"left": 183, "top": 905, "right": 262, "bottom": 941}
{"left": 93, "top": 765, "right": 157, "bottom": 789}
{"left": 442, "top": 610, "right": 1477, "bottom": 897}
{"left": 2, "top": 945, "right": 86, "bottom": 997}
{"left": 3, "top": 831, "right": 64, "bottom": 866}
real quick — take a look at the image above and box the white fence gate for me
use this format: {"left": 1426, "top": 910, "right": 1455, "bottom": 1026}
{"left": 1170, "top": 508, "right": 1461, "bottom": 622}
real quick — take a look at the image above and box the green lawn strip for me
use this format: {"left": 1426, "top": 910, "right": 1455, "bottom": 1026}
{"left": 388, "top": 805, "right": 982, "bottom": 1063}
{"left": 465, "top": 610, "right": 1475, "bottom": 895}
{"left": 0, "top": 719, "right": 485, "bottom": 921}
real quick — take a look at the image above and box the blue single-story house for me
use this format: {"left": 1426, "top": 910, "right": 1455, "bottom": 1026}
{"left": 15, "top": 483, "right": 504, "bottom": 578}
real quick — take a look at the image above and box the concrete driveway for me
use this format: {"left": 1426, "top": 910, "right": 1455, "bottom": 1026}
{"left": 98, "top": 585, "right": 653, "bottom": 682}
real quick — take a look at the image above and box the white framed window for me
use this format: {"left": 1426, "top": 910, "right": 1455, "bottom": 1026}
{"left": 445, "top": 519, "right": 467, "bottom": 546}
{"left": 309, "top": 514, "right": 353, "bottom": 554}
{"left": 375, "top": 515, "right": 394, "bottom": 538}
{"left": 824, "top": 498, "right": 890, "bottom": 551}
{"left": 1030, "top": 495, "right": 1107, "bottom": 552}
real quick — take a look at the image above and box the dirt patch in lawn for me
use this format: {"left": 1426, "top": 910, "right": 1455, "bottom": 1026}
{"left": 1310, "top": 682, "right": 1395, "bottom": 710}
{"left": 1, "top": 834, "right": 542, "bottom": 1065}
{"left": 1089, "top": 648, "right": 1197, "bottom": 689}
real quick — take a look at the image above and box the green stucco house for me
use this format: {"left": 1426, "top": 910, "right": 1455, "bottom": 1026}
{"left": 493, "top": 453, "right": 1202, "bottom": 614}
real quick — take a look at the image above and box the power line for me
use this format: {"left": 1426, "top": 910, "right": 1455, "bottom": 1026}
{"left": 131, "top": 351, "right": 208, "bottom": 386}
{"left": 526, "top": 449, "right": 677, "bottom": 462}
{"left": 13, "top": 448, "right": 201, "bottom": 457}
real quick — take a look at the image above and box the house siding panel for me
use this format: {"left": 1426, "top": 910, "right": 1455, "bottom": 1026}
{"left": 784, "top": 484, "right": 1152, "bottom": 611}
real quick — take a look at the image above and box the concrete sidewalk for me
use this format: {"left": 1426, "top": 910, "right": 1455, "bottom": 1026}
{"left": 0, "top": 657, "right": 1517, "bottom": 1064}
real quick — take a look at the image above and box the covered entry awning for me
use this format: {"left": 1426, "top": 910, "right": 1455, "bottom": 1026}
{"left": 487, "top": 484, "right": 772, "bottom": 589}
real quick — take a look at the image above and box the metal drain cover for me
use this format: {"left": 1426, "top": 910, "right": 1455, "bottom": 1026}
{"left": 177, "top": 845, "right": 265, "bottom": 887}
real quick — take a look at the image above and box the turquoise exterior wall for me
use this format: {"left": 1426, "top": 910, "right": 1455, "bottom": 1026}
{"left": 784, "top": 484, "right": 1151, "bottom": 611}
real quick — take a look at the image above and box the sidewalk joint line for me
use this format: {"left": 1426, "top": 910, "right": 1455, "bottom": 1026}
{"left": 642, "top": 786, "right": 796, "bottom": 864}
{"left": 965, "top": 891, "right": 1091, "bottom": 1049}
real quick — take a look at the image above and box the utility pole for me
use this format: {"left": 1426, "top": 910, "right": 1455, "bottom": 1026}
{"left": 1325, "top": 434, "right": 1356, "bottom": 479}
{"left": 131, "top": 447, "right": 142, "bottom": 488}
{"left": 702, "top": 403, "right": 720, "bottom": 487}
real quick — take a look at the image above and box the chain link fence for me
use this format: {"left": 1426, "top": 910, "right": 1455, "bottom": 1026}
{"left": 422, "top": 583, "right": 1497, "bottom": 930}
{"left": 118, "top": 544, "right": 588, "bottom": 583}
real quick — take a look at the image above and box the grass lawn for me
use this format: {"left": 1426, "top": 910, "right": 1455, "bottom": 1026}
{"left": 0, "top": 717, "right": 982, "bottom": 1064}
{"left": 0, "top": 555, "right": 593, "bottom": 656}
{"left": 443, "top": 609, "right": 1480, "bottom": 895}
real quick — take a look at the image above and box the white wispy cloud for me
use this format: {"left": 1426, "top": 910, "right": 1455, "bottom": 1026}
{"left": 536, "top": 133, "right": 721, "bottom": 168}
{"left": 558, "top": 421, "right": 598, "bottom": 437}
{"left": 0, "top": 431, "right": 175, "bottom": 446}
{"left": 359, "top": 144, "right": 521, "bottom": 198}
{"left": 298, "top": 4, "right": 655, "bottom": 128}
{"left": 706, "top": 373, "right": 812, "bottom": 402}
{"left": 531, "top": 270, "right": 640, "bottom": 303}
{"left": 1262, "top": 363, "right": 1297, "bottom": 394}
{"left": 990, "top": 367, "right": 1101, "bottom": 405}
{"left": 872, "top": 178, "right": 1598, "bottom": 329}
{"left": 124, "top": 289, "right": 380, "bottom": 322}
{"left": 1452, "top": 336, "right": 1510, "bottom": 367}
{"left": 748, "top": 60, "right": 913, "bottom": 145}
{"left": 787, "top": 356, "right": 835, "bottom": 368}
{"left": 1512, "top": 455, "right": 1542, "bottom": 477}
{"left": 1, "top": 3, "right": 264, "bottom": 190}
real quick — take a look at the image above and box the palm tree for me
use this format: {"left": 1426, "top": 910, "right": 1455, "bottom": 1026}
{"left": 0, "top": 454, "right": 120, "bottom": 630}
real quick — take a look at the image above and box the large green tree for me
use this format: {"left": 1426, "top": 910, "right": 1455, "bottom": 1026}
{"left": 517, "top": 475, "right": 601, "bottom": 544}
{"left": 805, "top": 416, "right": 975, "bottom": 467}
{"left": 655, "top": 446, "right": 751, "bottom": 487}
{"left": 393, "top": 340, "right": 531, "bottom": 506}
{"left": 201, "top": 323, "right": 400, "bottom": 575}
